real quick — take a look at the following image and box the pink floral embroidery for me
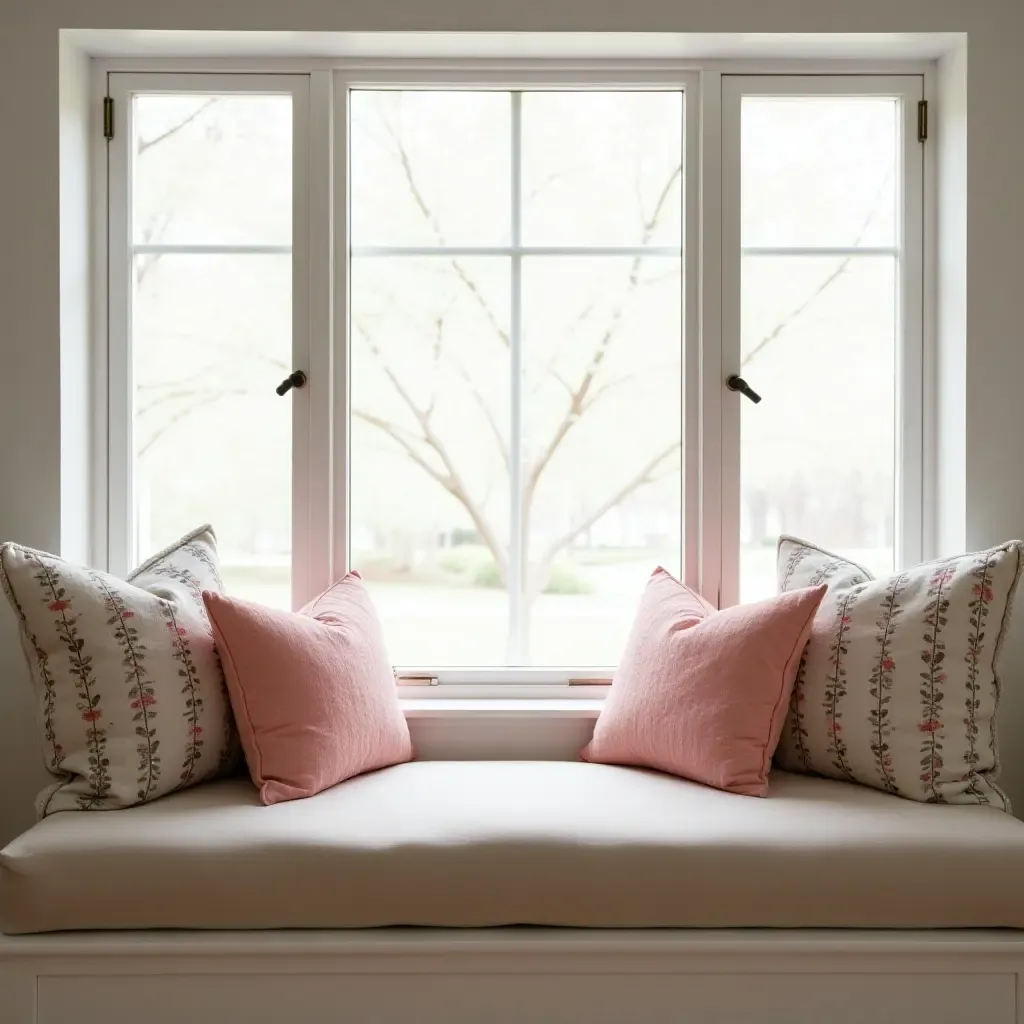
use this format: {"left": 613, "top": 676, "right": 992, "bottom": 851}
{"left": 823, "top": 592, "right": 857, "bottom": 782}
{"left": 151, "top": 565, "right": 205, "bottom": 610}
{"left": 782, "top": 553, "right": 848, "bottom": 776}
{"left": 919, "top": 561, "right": 954, "bottom": 800}
{"left": 780, "top": 545, "right": 809, "bottom": 593}
{"left": 963, "top": 555, "right": 997, "bottom": 801}
{"left": 91, "top": 573, "right": 161, "bottom": 801}
{"left": 162, "top": 603, "right": 205, "bottom": 789}
{"left": 869, "top": 573, "right": 907, "bottom": 796}
{"left": 32, "top": 557, "right": 109, "bottom": 807}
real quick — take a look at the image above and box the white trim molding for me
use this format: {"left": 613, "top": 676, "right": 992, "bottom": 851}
{"left": 2, "top": 928, "right": 1023, "bottom": 1023}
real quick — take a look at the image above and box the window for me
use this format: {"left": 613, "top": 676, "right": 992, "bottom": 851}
{"left": 720, "top": 76, "right": 924, "bottom": 606}
{"left": 103, "top": 66, "right": 925, "bottom": 681}
{"left": 106, "top": 73, "right": 311, "bottom": 608}
{"left": 349, "top": 89, "right": 685, "bottom": 666}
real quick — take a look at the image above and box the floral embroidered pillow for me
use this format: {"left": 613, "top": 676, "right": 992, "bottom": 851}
{"left": 0, "top": 525, "right": 236, "bottom": 815}
{"left": 776, "top": 536, "right": 1022, "bottom": 809}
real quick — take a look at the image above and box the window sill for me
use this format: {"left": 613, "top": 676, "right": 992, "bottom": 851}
{"left": 400, "top": 698, "right": 603, "bottom": 720}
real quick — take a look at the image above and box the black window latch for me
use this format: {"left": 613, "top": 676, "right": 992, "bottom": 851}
{"left": 726, "top": 375, "right": 761, "bottom": 404}
{"left": 276, "top": 370, "right": 307, "bottom": 396}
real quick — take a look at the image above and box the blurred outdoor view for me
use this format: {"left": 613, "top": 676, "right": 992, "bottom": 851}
{"left": 739, "top": 96, "right": 898, "bottom": 601}
{"left": 130, "top": 93, "right": 294, "bottom": 605}
{"left": 349, "top": 91, "right": 683, "bottom": 665}
{"left": 129, "top": 87, "right": 901, "bottom": 667}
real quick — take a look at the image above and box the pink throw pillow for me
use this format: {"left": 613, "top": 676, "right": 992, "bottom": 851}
{"left": 203, "top": 574, "right": 412, "bottom": 805}
{"left": 581, "top": 568, "right": 826, "bottom": 796}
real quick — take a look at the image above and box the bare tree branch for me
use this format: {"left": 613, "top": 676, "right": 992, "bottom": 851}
{"left": 522, "top": 166, "right": 582, "bottom": 209}
{"left": 581, "top": 362, "right": 681, "bottom": 412}
{"left": 525, "top": 163, "right": 682, "bottom": 503}
{"left": 641, "top": 165, "right": 682, "bottom": 239}
{"left": 446, "top": 358, "right": 510, "bottom": 471}
{"left": 133, "top": 99, "right": 221, "bottom": 285}
{"left": 357, "top": 296, "right": 510, "bottom": 470}
{"left": 741, "top": 169, "right": 894, "bottom": 369}
{"left": 538, "top": 440, "right": 681, "bottom": 569}
{"left": 135, "top": 212, "right": 173, "bottom": 284}
{"left": 138, "top": 98, "right": 218, "bottom": 155}
{"left": 136, "top": 386, "right": 249, "bottom": 418}
{"left": 354, "top": 324, "right": 509, "bottom": 579}
{"left": 740, "top": 257, "right": 852, "bottom": 368}
{"left": 352, "top": 410, "right": 451, "bottom": 490}
{"left": 136, "top": 337, "right": 289, "bottom": 392}
{"left": 137, "top": 388, "right": 248, "bottom": 457}
{"left": 423, "top": 313, "right": 445, "bottom": 423}
{"left": 383, "top": 107, "right": 510, "bottom": 349}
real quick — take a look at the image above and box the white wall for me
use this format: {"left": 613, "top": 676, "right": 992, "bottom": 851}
{"left": 1, "top": 0, "right": 1022, "bottom": 844}
{"left": 58, "top": 36, "right": 94, "bottom": 572}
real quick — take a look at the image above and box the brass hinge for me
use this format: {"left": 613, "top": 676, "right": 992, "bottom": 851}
{"left": 567, "top": 677, "right": 613, "bottom": 686}
{"left": 917, "top": 100, "right": 928, "bottom": 143}
{"left": 103, "top": 96, "right": 114, "bottom": 141}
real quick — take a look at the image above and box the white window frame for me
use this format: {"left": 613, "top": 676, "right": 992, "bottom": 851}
{"left": 98, "top": 60, "right": 930, "bottom": 697}
{"left": 103, "top": 71, "right": 329, "bottom": 611}
{"left": 334, "top": 66, "right": 699, "bottom": 682}
{"left": 717, "top": 74, "right": 926, "bottom": 607}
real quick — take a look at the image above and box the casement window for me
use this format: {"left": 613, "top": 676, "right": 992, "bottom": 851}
{"left": 102, "top": 65, "right": 925, "bottom": 682}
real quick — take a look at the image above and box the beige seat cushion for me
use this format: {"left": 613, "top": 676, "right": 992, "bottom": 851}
{"left": 3, "top": 761, "right": 1024, "bottom": 933}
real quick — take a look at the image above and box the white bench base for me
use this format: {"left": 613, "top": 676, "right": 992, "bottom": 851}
{"left": 3, "top": 929, "right": 1023, "bottom": 1024}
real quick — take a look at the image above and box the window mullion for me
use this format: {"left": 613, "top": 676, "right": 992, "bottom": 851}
{"left": 508, "top": 90, "right": 525, "bottom": 664}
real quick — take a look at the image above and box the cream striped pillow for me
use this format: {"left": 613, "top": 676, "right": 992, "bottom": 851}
{"left": 1, "top": 525, "right": 236, "bottom": 815}
{"left": 776, "top": 536, "right": 1022, "bottom": 809}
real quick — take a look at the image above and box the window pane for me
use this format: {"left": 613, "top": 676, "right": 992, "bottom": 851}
{"left": 132, "top": 254, "right": 292, "bottom": 607}
{"left": 349, "top": 89, "right": 686, "bottom": 669}
{"left": 349, "top": 256, "right": 511, "bottom": 666}
{"left": 132, "top": 94, "right": 291, "bottom": 245}
{"left": 522, "top": 256, "right": 682, "bottom": 665}
{"left": 350, "top": 91, "right": 511, "bottom": 247}
{"left": 741, "top": 97, "right": 898, "bottom": 248}
{"left": 739, "top": 255, "right": 896, "bottom": 602}
{"left": 521, "top": 92, "right": 683, "bottom": 247}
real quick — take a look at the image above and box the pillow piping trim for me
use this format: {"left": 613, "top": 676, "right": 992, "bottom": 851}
{"left": 987, "top": 541, "right": 1023, "bottom": 813}
{"left": 777, "top": 534, "right": 874, "bottom": 581}
{"left": 128, "top": 523, "right": 217, "bottom": 581}
{"left": 305, "top": 570, "right": 359, "bottom": 618}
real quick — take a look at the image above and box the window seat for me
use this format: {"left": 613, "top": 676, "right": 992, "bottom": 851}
{"left": 3, "top": 760, "right": 1024, "bottom": 935}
